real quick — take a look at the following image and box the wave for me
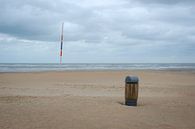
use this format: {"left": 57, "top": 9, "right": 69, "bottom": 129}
{"left": 0, "top": 63, "right": 195, "bottom": 72}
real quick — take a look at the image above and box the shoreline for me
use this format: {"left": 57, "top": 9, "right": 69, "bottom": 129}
{"left": 1, "top": 68, "right": 195, "bottom": 73}
{"left": 1, "top": 63, "right": 195, "bottom": 73}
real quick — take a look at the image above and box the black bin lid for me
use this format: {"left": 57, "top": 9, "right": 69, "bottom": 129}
{"left": 125, "top": 76, "right": 139, "bottom": 83}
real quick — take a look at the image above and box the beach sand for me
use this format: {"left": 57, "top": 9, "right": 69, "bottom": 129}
{"left": 0, "top": 70, "right": 195, "bottom": 129}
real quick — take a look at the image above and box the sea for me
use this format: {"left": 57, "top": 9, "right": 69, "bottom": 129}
{"left": 0, "top": 63, "right": 195, "bottom": 72}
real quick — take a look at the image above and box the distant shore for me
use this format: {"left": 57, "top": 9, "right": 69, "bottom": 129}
{"left": 0, "top": 70, "right": 195, "bottom": 129}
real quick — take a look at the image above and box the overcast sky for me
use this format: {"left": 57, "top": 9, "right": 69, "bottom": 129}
{"left": 0, "top": 0, "right": 195, "bottom": 63}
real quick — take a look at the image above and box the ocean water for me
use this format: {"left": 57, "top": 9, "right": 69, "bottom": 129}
{"left": 0, "top": 63, "right": 195, "bottom": 72}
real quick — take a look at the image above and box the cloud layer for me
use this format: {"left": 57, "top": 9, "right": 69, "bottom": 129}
{"left": 0, "top": 0, "right": 195, "bottom": 63}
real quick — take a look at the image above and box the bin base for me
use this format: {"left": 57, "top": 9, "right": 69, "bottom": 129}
{"left": 125, "top": 99, "right": 137, "bottom": 106}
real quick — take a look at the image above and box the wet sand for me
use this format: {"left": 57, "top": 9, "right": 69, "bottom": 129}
{"left": 0, "top": 70, "right": 195, "bottom": 129}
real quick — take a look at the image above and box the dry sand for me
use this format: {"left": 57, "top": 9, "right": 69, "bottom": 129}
{"left": 0, "top": 70, "right": 195, "bottom": 129}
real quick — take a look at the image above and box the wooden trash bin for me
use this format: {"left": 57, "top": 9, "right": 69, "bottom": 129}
{"left": 125, "top": 76, "right": 139, "bottom": 106}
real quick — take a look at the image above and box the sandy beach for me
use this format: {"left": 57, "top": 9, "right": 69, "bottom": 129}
{"left": 0, "top": 70, "right": 195, "bottom": 129}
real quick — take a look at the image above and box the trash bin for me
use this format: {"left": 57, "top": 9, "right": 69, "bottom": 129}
{"left": 125, "top": 76, "right": 139, "bottom": 106}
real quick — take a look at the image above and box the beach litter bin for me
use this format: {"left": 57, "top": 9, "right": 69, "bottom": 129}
{"left": 125, "top": 76, "right": 139, "bottom": 106}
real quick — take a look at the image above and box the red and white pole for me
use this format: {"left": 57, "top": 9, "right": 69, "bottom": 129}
{"left": 60, "top": 23, "right": 64, "bottom": 64}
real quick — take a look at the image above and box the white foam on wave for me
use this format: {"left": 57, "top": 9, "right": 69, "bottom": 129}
{"left": 0, "top": 63, "right": 195, "bottom": 72}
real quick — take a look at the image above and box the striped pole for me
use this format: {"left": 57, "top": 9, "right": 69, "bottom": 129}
{"left": 60, "top": 23, "right": 64, "bottom": 64}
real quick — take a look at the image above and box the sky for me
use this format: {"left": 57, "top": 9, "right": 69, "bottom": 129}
{"left": 0, "top": 0, "right": 195, "bottom": 63}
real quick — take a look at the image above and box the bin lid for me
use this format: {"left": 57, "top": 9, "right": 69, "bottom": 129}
{"left": 125, "top": 76, "right": 139, "bottom": 83}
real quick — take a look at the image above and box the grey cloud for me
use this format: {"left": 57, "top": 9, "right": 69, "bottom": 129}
{"left": 0, "top": 0, "right": 96, "bottom": 41}
{"left": 1, "top": 0, "right": 194, "bottom": 44}
{"left": 134, "top": 0, "right": 195, "bottom": 5}
{"left": 0, "top": 0, "right": 195, "bottom": 63}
